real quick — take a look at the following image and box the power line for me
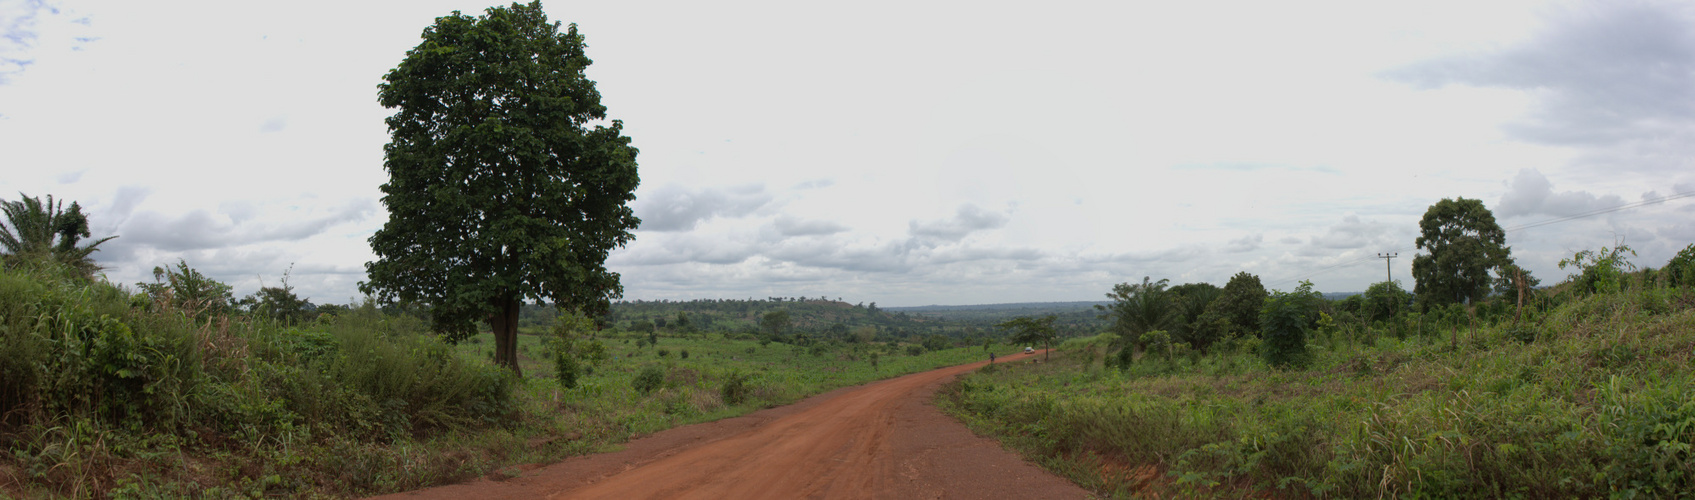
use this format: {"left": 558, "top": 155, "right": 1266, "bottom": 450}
{"left": 1503, "top": 190, "right": 1695, "bottom": 233}
{"left": 1263, "top": 190, "right": 1695, "bottom": 289}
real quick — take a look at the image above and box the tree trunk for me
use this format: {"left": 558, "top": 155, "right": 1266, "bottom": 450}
{"left": 491, "top": 297, "right": 523, "bottom": 377}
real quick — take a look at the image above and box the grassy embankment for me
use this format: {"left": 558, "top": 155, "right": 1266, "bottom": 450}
{"left": 941, "top": 284, "right": 1695, "bottom": 498}
{"left": 0, "top": 263, "right": 1002, "bottom": 499}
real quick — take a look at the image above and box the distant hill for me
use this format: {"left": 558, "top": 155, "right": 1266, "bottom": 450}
{"left": 1322, "top": 292, "right": 1362, "bottom": 301}
{"left": 519, "top": 297, "right": 1110, "bottom": 341}
{"left": 887, "top": 301, "right": 1111, "bottom": 312}
{"left": 887, "top": 301, "right": 1110, "bottom": 331}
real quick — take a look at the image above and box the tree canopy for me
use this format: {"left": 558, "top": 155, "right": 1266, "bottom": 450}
{"left": 997, "top": 315, "right": 1057, "bottom": 360}
{"left": 361, "top": 2, "right": 640, "bottom": 374}
{"left": 1412, "top": 197, "right": 1511, "bottom": 309}
{"left": 1206, "top": 272, "right": 1267, "bottom": 337}
{"left": 1099, "top": 276, "right": 1173, "bottom": 341}
{"left": 0, "top": 193, "right": 117, "bottom": 278}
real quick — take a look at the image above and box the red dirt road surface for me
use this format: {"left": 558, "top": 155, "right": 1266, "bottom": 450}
{"left": 372, "top": 350, "right": 1091, "bottom": 499}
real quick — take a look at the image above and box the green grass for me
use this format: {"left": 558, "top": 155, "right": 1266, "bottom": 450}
{"left": 0, "top": 263, "right": 1008, "bottom": 498}
{"left": 940, "top": 287, "right": 1695, "bottom": 498}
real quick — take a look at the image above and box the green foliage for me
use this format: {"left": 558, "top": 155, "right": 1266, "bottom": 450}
{"left": 632, "top": 366, "right": 664, "bottom": 395}
{"left": 1559, "top": 242, "right": 1637, "bottom": 296}
{"left": 997, "top": 315, "right": 1058, "bottom": 359}
{"left": 1412, "top": 197, "right": 1511, "bottom": 309}
{"left": 1260, "top": 281, "right": 1320, "bottom": 368}
{"left": 1668, "top": 244, "right": 1695, "bottom": 288}
{"left": 1, "top": 264, "right": 518, "bottom": 497}
{"left": 760, "top": 309, "right": 791, "bottom": 341}
{"left": 135, "top": 259, "right": 234, "bottom": 320}
{"left": 546, "top": 308, "right": 604, "bottom": 388}
{"left": 922, "top": 334, "right": 951, "bottom": 352}
{"left": 0, "top": 193, "right": 118, "bottom": 279}
{"left": 720, "top": 371, "right": 751, "bottom": 405}
{"left": 944, "top": 268, "right": 1695, "bottom": 499}
{"left": 362, "top": 1, "right": 640, "bottom": 374}
{"left": 1167, "top": 282, "right": 1223, "bottom": 350}
{"left": 905, "top": 344, "right": 926, "bottom": 356}
{"left": 1360, "top": 280, "right": 1410, "bottom": 324}
{"left": 1141, "top": 329, "right": 1172, "bottom": 363}
{"left": 242, "top": 265, "right": 314, "bottom": 325}
{"left": 1100, "top": 276, "right": 1171, "bottom": 341}
{"left": 1207, "top": 272, "right": 1268, "bottom": 338}
{"left": 554, "top": 350, "right": 581, "bottom": 389}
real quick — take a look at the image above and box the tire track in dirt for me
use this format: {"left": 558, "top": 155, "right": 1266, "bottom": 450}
{"left": 372, "top": 351, "right": 1090, "bottom": 499}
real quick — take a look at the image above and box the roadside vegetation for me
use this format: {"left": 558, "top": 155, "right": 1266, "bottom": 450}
{"left": 0, "top": 258, "right": 1001, "bottom": 498}
{"left": 941, "top": 198, "right": 1695, "bottom": 497}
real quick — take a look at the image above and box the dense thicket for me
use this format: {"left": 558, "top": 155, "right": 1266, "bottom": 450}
{"left": 0, "top": 262, "right": 514, "bottom": 496}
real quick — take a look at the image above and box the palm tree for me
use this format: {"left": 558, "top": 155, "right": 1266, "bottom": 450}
{"left": 0, "top": 193, "right": 118, "bottom": 278}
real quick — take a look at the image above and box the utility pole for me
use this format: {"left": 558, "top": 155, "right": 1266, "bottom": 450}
{"left": 1377, "top": 252, "right": 1397, "bottom": 283}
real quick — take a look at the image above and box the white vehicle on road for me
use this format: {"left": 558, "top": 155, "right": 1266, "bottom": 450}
{"left": 1023, "top": 346, "right": 1034, "bottom": 354}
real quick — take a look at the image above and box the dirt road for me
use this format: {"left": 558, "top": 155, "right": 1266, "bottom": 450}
{"left": 373, "top": 350, "right": 1090, "bottom": 499}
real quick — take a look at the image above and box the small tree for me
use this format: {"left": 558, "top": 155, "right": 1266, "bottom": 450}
{"left": 0, "top": 193, "right": 119, "bottom": 279}
{"left": 760, "top": 309, "right": 791, "bottom": 342}
{"left": 997, "top": 315, "right": 1058, "bottom": 361}
{"left": 1261, "top": 281, "right": 1321, "bottom": 369}
{"left": 1559, "top": 242, "right": 1637, "bottom": 296}
{"left": 1209, "top": 272, "right": 1268, "bottom": 336}
{"left": 547, "top": 309, "right": 601, "bottom": 389}
{"left": 1360, "top": 281, "right": 1410, "bottom": 324}
{"left": 1098, "top": 277, "right": 1172, "bottom": 359}
{"left": 632, "top": 366, "right": 663, "bottom": 395}
{"left": 137, "top": 260, "right": 234, "bottom": 320}
{"left": 1667, "top": 244, "right": 1695, "bottom": 288}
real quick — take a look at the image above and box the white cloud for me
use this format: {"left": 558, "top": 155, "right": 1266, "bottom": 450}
{"left": 2, "top": 0, "right": 1693, "bottom": 306}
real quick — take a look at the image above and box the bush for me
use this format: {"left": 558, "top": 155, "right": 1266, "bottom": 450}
{"left": 720, "top": 372, "right": 751, "bottom": 405}
{"left": 633, "top": 366, "right": 664, "bottom": 395}
{"left": 1261, "top": 281, "right": 1320, "bottom": 369}
{"left": 1667, "top": 244, "right": 1695, "bottom": 288}
{"left": 905, "top": 344, "right": 926, "bottom": 356}
{"left": 555, "top": 352, "right": 580, "bottom": 389}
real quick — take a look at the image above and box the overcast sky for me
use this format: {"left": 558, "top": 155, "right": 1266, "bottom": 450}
{"left": 3, "top": 0, "right": 1693, "bottom": 307}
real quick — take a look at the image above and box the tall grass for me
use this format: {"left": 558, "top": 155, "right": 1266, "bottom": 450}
{"left": 0, "top": 263, "right": 515, "bottom": 497}
{"left": 941, "top": 285, "right": 1695, "bottom": 498}
{"left": 2, "top": 262, "right": 1003, "bottom": 498}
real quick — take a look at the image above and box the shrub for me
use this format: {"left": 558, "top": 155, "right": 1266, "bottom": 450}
{"left": 1667, "top": 244, "right": 1695, "bottom": 288}
{"left": 720, "top": 372, "right": 751, "bottom": 405}
{"left": 1559, "top": 243, "right": 1637, "bottom": 296}
{"left": 1142, "top": 330, "right": 1173, "bottom": 363}
{"left": 1261, "top": 281, "right": 1320, "bottom": 369}
{"left": 555, "top": 352, "right": 580, "bottom": 389}
{"left": 905, "top": 344, "right": 926, "bottom": 356}
{"left": 632, "top": 366, "right": 664, "bottom": 395}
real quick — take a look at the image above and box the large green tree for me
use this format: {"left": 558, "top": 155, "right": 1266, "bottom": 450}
{"left": 997, "top": 315, "right": 1057, "bottom": 361}
{"left": 361, "top": 2, "right": 640, "bottom": 375}
{"left": 0, "top": 193, "right": 117, "bottom": 278}
{"left": 1411, "top": 197, "right": 1511, "bottom": 309}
